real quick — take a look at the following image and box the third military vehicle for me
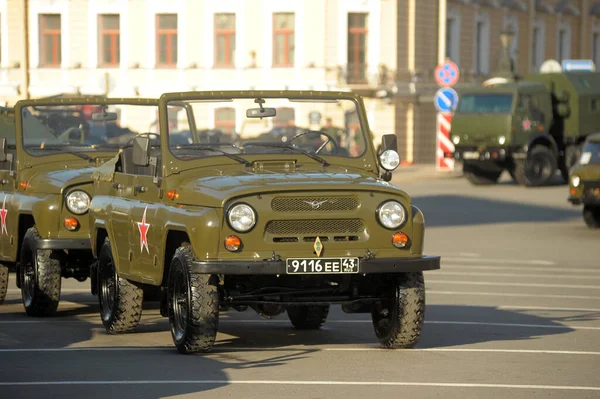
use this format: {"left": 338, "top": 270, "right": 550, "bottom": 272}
{"left": 568, "top": 133, "right": 600, "bottom": 228}
{"left": 88, "top": 90, "right": 441, "bottom": 354}
{"left": 450, "top": 72, "right": 600, "bottom": 186}
{"left": 0, "top": 106, "right": 15, "bottom": 304}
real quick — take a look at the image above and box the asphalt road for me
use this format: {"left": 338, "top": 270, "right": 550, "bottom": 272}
{"left": 1, "top": 172, "right": 600, "bottom": 399}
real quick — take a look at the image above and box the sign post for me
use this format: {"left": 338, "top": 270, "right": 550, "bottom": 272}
{"left": 433, "top": 60, "right": 460, "bottom": 171}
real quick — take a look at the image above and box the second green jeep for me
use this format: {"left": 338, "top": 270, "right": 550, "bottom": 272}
{"left": 568, "top": 133, "right": 600, "bottom": 228}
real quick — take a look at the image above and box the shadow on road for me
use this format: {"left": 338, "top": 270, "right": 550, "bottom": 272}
{"left": 411, "top": 194, "right": 579, "bottom": 227}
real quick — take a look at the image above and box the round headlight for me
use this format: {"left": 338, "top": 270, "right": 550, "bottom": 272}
{"left": 228, "top": 203, "right": 256, "bottom": 233}
{"left": 498, "top": 136, "right": 506, "bottom": 145}
{"left": 380, "top": 150, "right": 400, "bottom": 171}
{"left": 571, "top": 175, "right": 580, "bottom": 188}
{"left": 377, "top": 201, "right": 406, "bottom": 230}
{"left": 452, "top": 136, "right": 460, "bottom": 145}
{"left": 66, "top": 190, "right": 91, "bottom": 215}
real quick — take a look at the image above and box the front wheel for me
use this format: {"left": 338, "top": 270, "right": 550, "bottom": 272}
{"left": 287, "top": 305, "right": 330, "bottom": 329}
{"left": 168, "top": 244, "right": 219, "bottom": 354}
{"left": 371, "top": 272, "right": 426, "bottom": 349}
{"left": 583, "top": 205, "right": 600, "bottom": 229}
{"left": 0, "top": 264, "right": 8, "bottom": 305}
{"left": 97, "top": 238, "right": 143, "bottom": 333}
{"left": 512, "top": 146, "right": 557, "bottom": 186}
{"left": 20, "top": 227, "right": 62, "bottom": 317}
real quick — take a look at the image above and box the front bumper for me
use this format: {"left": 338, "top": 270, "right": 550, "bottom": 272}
{"left": 34, "top": 238, "right": 91, "bottom": 250}
{"left": 189, "top": 255, "right": 440, "bottom": 275}
{"left": 453, "top": 146, "right": 520, "bottom": 163}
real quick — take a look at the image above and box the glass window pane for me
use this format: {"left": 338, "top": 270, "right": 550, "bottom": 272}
{"left": 102, "top": 14, "right": 119, "bottom": 30}
{"left": 288, "top": 33, "right": 295, "bottom": 64}
{"left": 44, "top": 14, "right": 61, "bottom": 30}
{"left": 56, "top": 35, "right": 61, "bottom": 64}
{"left": 43, "top": 35, "right": 53, "bottom": 64}
{"left": 159, "top": 14, "right": 177, "bottom": 29}
{"left": 274, "top": 34, "right": 284, "bottom": 64}
{"left": 115, "top": 34, "right": 120, "bottom": 63}
{"left": 216, "top": 35, "right": 226, "bottom": 64}
{"left": 158, "top": 35, "right": 167, "bottom": 63}
{"left": 216, "top": 13, "right": 235, "bottom": 30}
{"left": 102, "top": 35, "right": 112, "bottom": 63}
{"left": 171, "top": 34, "right": 178, "bottom": 63}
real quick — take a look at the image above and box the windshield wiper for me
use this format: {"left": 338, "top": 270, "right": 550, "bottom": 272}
{"left": 180, "top": 145, "right": 251, "bottom": 166}
{"left": 37, "top": 147, "right": 95, "bottom": 161}
{"left": 243, "top": 143, "right": 330, "bottom": 166}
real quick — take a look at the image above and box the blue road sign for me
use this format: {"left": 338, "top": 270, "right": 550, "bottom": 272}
{"left": 434, "top": 88, "right": 459, "bottom": 113}
{"left": 562, "top": 59, "right": 596, "bottom": 72}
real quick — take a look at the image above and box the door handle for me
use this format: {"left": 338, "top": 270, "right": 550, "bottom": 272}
{"left": 112, "top": 183, "right": 123, "bottom": 190}
{"left": 0, "top": 179, "right": 8, "bottom": 185}
{"left": 134, "top": 186, "right": 147, "bottom": 194}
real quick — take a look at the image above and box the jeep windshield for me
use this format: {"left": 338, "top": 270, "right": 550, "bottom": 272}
{"left": 166, "top": 97, "right": 368, "bottom": 161}
{"left": 456, "top": 94, "right": 514, "bottom": 114}
{"left": 580, "top": 141, "right": 600, "bottom": 165}
{"left": 21, "top": 103, "right": 159, "bottom": 156}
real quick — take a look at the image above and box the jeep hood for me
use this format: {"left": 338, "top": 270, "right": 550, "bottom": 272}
{"left": 25, "top": 163, "right": 98, "bottom": 194}
{"left": 174, "top": 165, "right": 409, "bottom": 207}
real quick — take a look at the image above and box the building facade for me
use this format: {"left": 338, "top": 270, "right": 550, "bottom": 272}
{"left": 0, "top": 0, "right": 598, "bottom": 164}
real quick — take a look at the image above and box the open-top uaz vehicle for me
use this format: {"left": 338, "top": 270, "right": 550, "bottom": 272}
{"left": 89, "top": 91, "right": 441, "bottom": 353}
{"left": 1, "top": 97, "right": 158, "bottom": 315}
{"left": 568, "top": 133, "right": 600, "bottom": 228}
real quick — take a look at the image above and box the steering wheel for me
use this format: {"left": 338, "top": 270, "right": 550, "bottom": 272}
{"left": 288, "top": 129, "right": 339, "bottom": 154}
{"left": 126, "top": 133, "right": 160, "bottom": 146}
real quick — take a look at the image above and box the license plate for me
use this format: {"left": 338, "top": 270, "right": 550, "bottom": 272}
{"left": 286, "top": 257, "right": 360, "bottom": 274}
{"left": 462, "top": 151, "right": 480, "bottom": 160}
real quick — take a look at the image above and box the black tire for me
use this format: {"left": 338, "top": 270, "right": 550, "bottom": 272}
{"left": 583, "top": 205, "right": 600, "bottom": 229}
{"left": 167, "top": 244, "right": 219, "bottom": 354}
{"left": 463, "top": 164, "right": 502, "bottom": 185}
{"left": 513, "top": 146, "right": 557, "bottom": 186}
{"left": 97, "top": 238, "right": 143, "bottom": 333}
{"left": 0, "top": 264, "right": 8, "bottom": 305}
{"left": 371, "top": 272, "right": 426, "bottom": 349}
{"left": 20, "top": 227, "right": 62, "bottom": 317}
{"left": 287, "top": 305, "right": 330, "bottom": 330}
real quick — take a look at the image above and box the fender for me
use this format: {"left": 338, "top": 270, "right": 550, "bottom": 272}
{"left": 524, "top": 133, "right": 559, "bottom": 157}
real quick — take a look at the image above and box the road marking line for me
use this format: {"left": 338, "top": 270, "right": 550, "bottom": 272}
{"left": 427, "top": 280, "right": 600, "bottom": 290}
{"left": 2, "top": 347, "right": 600, "bottom": 357}
{"left": 442, "top": 257, "right": 555, "bottom": 265}
{"left": 428, "top": 290, "right": 600, "bottom": 300}
{"left": 436, "top": 265, "right": 600, "bottom": 274}
{"left": 0, "top": 380, "right": 598, "bottom": 390}
{"left": 497, "top": 305, "right": 600, "bottom": 312}
{"left": 431, "top": 271, "right": 600, "bottom": 280}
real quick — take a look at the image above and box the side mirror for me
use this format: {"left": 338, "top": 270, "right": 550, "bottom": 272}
{"left": 0, "top": 138, "right": 6, "bottom": 162}
{"left": 381, "top": 134, "right": 398, "bottom": 153}
{"left": 132, "top": 136, "right": 150, "bottom": 167}
{"left": 556, "top": 90, "right": 570, "bottom": 103}
{"left": 557, "top": 103, "right": 570, "bottom": 118}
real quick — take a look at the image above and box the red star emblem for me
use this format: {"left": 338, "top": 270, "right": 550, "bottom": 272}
{"left": 522, "top": 119, "right": 531, "bottom": 131}
{"left": 137, "top": 206, "right": 150, "bottom": 253}
{"left": 1, "top": 196, "right": 7, "bottom": 235}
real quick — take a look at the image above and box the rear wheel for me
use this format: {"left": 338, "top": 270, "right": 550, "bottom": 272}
{"left": 20, "top": 227, "right": 62, "bottom": 317}
{"left": 168, "top": 244, "right": 219, "bottom": 354}
{"left": 371, "top": 272, "right": 425, "bottom": 349}
{"left": 97, "top": 238, "right": 143, "bottom": 333}
{"left": 583, "top": 205, "right": 600, "bottom": 229}
{"left": 0, "top": 264, "right": 8, "bottom": 305}
{"left": 463, "top": 164, "right": 502, "bottom": 185}
{"left": 287, "top": 305, "right": 330, "bottom": 330}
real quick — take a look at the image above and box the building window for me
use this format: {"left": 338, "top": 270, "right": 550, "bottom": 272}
{"left": 473, "top": 13, "right": 490, "bottom": 75}
{"left": 273, "top": 13, "right": 294, "bottom": 67}
{"left": 39, "top": 14, "right": 61, "bottom": 67}
{"left": 347, "top": 13, "right": 368, "bottom": 83}
{"left": 503, "top": 16, "right": 519, "bottom": 66}
{"left": 99, "top": 14, "right": 120, "bottom": 67}
{"left": 214, "top": 108, "right": 236, "bottom": 135}
{"left": 215, "top": 14, "right": 235, "bottom": 67}
{"left": 156, "top": 14, "right": 178, "bottom": 67}
{"left": 445, "top": 9, "right": 460, "bottom": 65}
{"left": 557, "top": 22, "right": 571, "bottom": 62}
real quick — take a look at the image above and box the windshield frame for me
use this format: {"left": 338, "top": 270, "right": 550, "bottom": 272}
{"left": 15, "top": 98, "right": 159, "bottom": 162}
{"left": 157, "top": 91, "right": 378, "bottom": 176}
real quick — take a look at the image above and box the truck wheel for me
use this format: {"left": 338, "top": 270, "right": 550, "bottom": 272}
{"left": 167, "top": 244, "right": 219, "bottom": 354}
{"left": 583, "top": 205, "right": 600, "bottom": 229}
{"left": 20, "top": 227, "right": 62, "bottom": 317}
{"left": 287, "top": 305, "right": 330, "bottom": 329}
{"left": 0, "top": 264, "right": 8, "bottom": 305}
{"left": 463, "top": 164, "right": 501, "bottom": 185}
{"left": 97, "top": 238, "right": 143, "bottom": 333}
{"left": 514, "top": 146, "right": 557, "bottom": 186}
{"left": 371, "top": 272, "right": 425, "bottom": 349}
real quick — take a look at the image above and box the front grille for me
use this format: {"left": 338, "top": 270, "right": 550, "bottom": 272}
{"left": 265, "top": 219, "right": 365, "bottom": 235}
{"left": 271, "top": 196, "right": 359, "bottom": 212}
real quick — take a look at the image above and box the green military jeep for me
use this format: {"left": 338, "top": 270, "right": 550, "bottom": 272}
{"left": 568, "top": 133, "right": 600, "bottom": 228}
{"left": 0, "top": 98, "right": 158, "bottom": 314}
{"left": 89, "top": 91, "right": 441, "bottom": 354}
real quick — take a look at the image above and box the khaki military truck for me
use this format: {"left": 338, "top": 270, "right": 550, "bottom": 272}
{"left": 0, "top": 106, "right": 15, "bottom": 304}
{"left": 1, "top": 98, "right": 158, "bottom": 315}
{"left": 568, "top": 133, "right": 600, "bottom": 228}
{"left": 89, "top": 90, "right": 441, "bottom": 354}
{"left": 450, "top": 72, "right": 600, "bottom": 186}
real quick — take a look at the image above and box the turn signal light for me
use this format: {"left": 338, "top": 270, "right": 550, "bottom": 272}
{"left": 537, "top": 125, "right": 544, "bottom": 132}
{"left": 570, "top": 188, "right": 577, "bottom": 195}
{"left": 225, "top": 235, "right": 241, "bottom": 252}
{"left": 19, "top": 181, "right": 28, "bottom": 190}
{"left": 392, "top": 232, "right": 409, "bottom": 248}
{"left": 64, "top": 217, "right": 80, "bottom": 231}
{"left": 166, "top": 190, "right": 179, "bottom": 200}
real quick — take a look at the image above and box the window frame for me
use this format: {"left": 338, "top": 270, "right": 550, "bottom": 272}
{"left": 272, "top": 12, "right": 295, "bottom": 67}
{"left": 39, "top": 14, "right": 62, "bottom": 68}
{"left": 155, "top": 13, "right": 178, "bottom": 67}
{"left": 214, "top": 13, "right": 236, "bottom": 68}
{"left": 98, "top": 14, "right": 120, "bottom": 68}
